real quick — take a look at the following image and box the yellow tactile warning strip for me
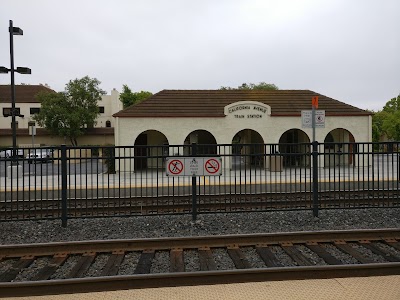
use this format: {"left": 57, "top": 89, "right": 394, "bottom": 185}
{"left": 5, "top": 275, "right": 400, "bottom": 300}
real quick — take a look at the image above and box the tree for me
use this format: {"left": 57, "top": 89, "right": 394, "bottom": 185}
{"left": 33, "top": 76, "right": 105, "bottom": 146}
{"left": 382, "top": 110, "right": 400, "bottom": 141}
{"left": 119, "top": 84, "right": 153, "bottom": 108}
{"left": 372, "top": 110, "right": 388, "bottom": 143}
{"left": 382, "top": 95, "right": 400, "bottom": 113}
{"left": 220, "top": 82, "right": 279, "bottom": 90}
{"left": 371, "top": 94, "right": 400, "bottom": 142}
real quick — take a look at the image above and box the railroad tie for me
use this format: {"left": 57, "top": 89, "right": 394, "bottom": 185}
{"left": 280, "top": 242, "right": 314, "bottom": 266}
{"left": 66, "top": 252, "right": 96, "bottom": 278}
{"left": 170, "top": 248, "right": 184, "bottom": 273}
{"left": 134, "top": 249, "right": 155, "bottom": 274}
{"left": 227, "top": 245, "right": 251, "bottom": 269}
{"left": 198, "top": 247, "right": 217, "bottom": 271}
{"left": 305, "top": 242, "right": 343, "bottom": 265}
{"left": 333, "top": 240, "right": 375, "bottom": 264}
{"left": 256, "top": 244, "right": 283, "bottom": 267}
{"left": 358, "top": 240, "right": 400, "bottom": 262}
{"left": 383, "top": 239, "right": 400, "bottom": 252}
{"left": 0, "top": 255, "right": 35, "bottom": 282}
{"left": 31, "top": 253, "right": 68, "bottom": 281}
{"left": 100, "top": 250, "right": 125, "bottom": 276}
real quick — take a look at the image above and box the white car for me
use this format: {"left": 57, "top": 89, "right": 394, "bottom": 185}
{"left": 0, "top": 149, "right": 24, "bottom": 159}
{"left": 26, "top": 149, "right": 53, "bottom": 164}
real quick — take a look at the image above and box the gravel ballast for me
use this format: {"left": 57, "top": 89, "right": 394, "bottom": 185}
{"left": 1, "top": 208, "right": 399, "bottom": 245}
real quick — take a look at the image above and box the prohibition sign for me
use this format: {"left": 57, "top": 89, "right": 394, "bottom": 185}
{"left": 205, "top": 158, "right": 220, "bottom": 174}
{"left": 168, "top": 159, "right": 184, "bottom": 175}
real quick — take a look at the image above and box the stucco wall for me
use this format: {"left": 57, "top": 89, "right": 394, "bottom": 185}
{"left": 115, "top": 101, "right": 371, "bottom": 171}
{"left": 116, "top": 113, "right": 371, "bottom": 147}
{"left": 0, "top": 102, "right": 41, "bottom": 129}
{"left": 96, "top": 89, "right": 122, "bottom": 128}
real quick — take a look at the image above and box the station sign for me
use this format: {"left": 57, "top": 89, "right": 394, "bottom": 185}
{"left": 166, "top": 157, "right": 222, "bottom": 176}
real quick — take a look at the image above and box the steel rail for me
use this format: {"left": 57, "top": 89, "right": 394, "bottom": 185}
{"left": 1, "top": 263, "right": 400, "bottom": 298}
{"left": 0, "top": 228, "right": 399, "bottom": 257}
{"left": 1, "top": 190, "right": 399, "bottom": 220}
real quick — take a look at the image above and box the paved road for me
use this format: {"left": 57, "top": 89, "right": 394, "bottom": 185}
{"left": 0, "top": 159, "right": 106, "bottom": 177}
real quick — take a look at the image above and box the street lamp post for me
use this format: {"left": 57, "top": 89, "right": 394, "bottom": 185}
{"left": 0, "top": 20, "right": 31, "bottom": 165}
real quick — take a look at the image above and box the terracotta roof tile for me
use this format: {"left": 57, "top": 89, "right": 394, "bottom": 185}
{"left": 0, "top": 85, "right": 56, "bottom": 103}
{"left": 113, "top": 90, "right": 371, "bottom": 118}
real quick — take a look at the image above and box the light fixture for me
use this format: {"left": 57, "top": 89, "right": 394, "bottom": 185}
{"left": 0, "top": 20, "right": 31, "bottom": 165}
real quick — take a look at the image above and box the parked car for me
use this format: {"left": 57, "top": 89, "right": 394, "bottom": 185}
{"left": 26, "top": 149, "right": 53, "bottom": 164}
{"left": 0, "top": 149, "right": 24, "bottom": 159}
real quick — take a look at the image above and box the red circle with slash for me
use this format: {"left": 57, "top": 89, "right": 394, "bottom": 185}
{"left": 168, "top": 159, "right": 184, "bottom": 175}
{"left": 205, "top": 158, "right": 220, "bottom": 174}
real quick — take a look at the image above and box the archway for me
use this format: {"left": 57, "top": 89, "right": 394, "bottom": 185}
{"left": 183, "top": 130, "right": 217, "bottom": 155}
{"left": 279, "top": 129, "right": 311, "bottom": 167}
{"left": 231, "top": 129, "right": 264, "bottom": 168}
{"left": 134, "top": 130, "right": 169, "bottom": 171}
{"left": 324, "top": 128, "right": 355, "bottom": 167}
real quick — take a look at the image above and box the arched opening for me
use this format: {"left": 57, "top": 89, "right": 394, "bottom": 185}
{"left": 183, "top": 130, "right": 217, "bottom": 155}
{"left": 134, "top": 130, "right": 169, "bottom": 171}
{"left": 231, "top": 129, "right": 264, "bottom": 168}
{"left": 279, "top": 129, "right": 311, "bottom": 167}
{"left": 324, "top": 128, "right": 355, "bottom": 167}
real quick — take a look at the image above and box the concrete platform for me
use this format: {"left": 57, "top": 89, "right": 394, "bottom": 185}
{"left": 5, "top": 275, "right": 400, "bottom": 300}
{"left": 1, "top": 165, "right": 398, "bottom": 192}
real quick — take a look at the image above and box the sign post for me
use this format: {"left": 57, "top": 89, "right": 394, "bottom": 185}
{"left": 312, "top": 96, "right": 318, "bottom": 142}
{"left": 165, "top": 148, "right": 223, "bottom": 221}
{"left": 311, "top": 96, "right": 319, "bottom": 218}
{"left": 191, "top": 144, "right": 197, "bottom": 221}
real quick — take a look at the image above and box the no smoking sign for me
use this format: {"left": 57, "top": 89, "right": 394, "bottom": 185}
{"left": 204, "top": 158, "right": 220, "bottom": 174}
{"left": 166, "top": 157, "right": 222, "bottom": 176}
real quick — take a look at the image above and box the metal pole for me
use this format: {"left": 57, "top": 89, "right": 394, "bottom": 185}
{"left": 9, "top": 20, "right": 17, "bottom": 165}
{"left": 312, "top": 106, "right": 316, "bottom": 143}
{"left": 191, "top": 143, "right": 197, "bottom": 221}
{"left": 312, "top": 141, "right": 319, "bottom": 217}
{"left": 311, "top": 105, "right": 319, "bottom": 217}
{"left": 61, "top": 144, "right": 68, "bottom": 227}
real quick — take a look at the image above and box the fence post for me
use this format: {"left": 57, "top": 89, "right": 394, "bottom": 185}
{"left": 398, "top": 151, "right": 400, "bottom": 182}
{"left": 191, "top": 143, "right": 197, "bottom": 221}
{"left": 61, "top": 144, "right": 68, "bottom": 227}
{"left": 312, "top": 141, "right": 319, "bottom": 217}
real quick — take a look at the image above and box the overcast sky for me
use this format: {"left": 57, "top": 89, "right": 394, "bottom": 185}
{"left": 1, "top": 0, "right": 399, "bottom": 111}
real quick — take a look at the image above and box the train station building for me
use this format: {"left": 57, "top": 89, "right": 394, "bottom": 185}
{"left": 113, "top": 90, "right": 372, "bottom": 171}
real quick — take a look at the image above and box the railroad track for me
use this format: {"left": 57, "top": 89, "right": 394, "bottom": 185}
{"left": 1, "top": 189, "right": 399, "bottom": 220}
{"left": 1, "top": 229, "right": 400, "bottom": 297}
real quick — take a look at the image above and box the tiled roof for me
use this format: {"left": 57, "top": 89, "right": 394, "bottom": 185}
{"left": 0, "top": 85, "right": 56, "bottom": 103}
{"left": 113, "top": 90, "right": 371, "bottom": 118}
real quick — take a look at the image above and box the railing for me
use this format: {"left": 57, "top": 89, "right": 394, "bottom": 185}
{"left": 0, "top": 142, "right": 399, "bottom": 226}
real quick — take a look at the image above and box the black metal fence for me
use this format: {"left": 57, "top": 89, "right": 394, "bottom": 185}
{"left": 0, "top": 142, "right": 399, "bottom": 226}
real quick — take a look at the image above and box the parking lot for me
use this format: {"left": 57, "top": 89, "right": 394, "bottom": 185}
{"left": 0, "top": 159, "right": 106, "bottom": 177}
